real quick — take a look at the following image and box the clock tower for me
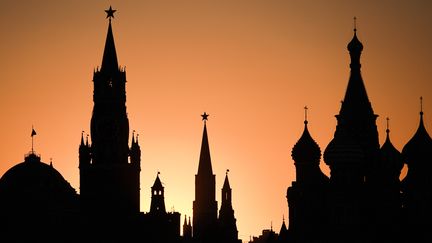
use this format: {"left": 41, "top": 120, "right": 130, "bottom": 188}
{"left": 79, "top": 6, "right": 141, "bottom": 216}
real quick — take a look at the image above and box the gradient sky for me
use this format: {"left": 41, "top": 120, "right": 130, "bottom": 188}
{"left": 1, "top": 1, "right": 432, "bottom": 241}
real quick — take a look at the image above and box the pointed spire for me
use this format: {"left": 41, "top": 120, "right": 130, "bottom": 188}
{"left": 184, "top": 215, "right": 187, "bottom": 225}
{"left": 223, "top": 169, "right": 231, "bottom": 190}
{"left": 80, "top": 131, "right": 85, "bottom": 146}
{"left": 197, "top": 113, "right": 213, "bottom": 175}
{"left": 340, "top": 18, "right": 374, "bottom": 119}
{"left": 101, "top": 6, "right": 119, "bottom": 74}
{"left": 152, "top": 171, "right": 163, "bottom": 189}
{"left": 131, "top": 130, "right": 136, "bottom": 145}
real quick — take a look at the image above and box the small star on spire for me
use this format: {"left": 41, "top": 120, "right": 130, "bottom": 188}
{"left": 105, "top": 6, "right": 116, "bottom": 20}
{"left": 201, "top": 112, "right": 209, "bottom": 122}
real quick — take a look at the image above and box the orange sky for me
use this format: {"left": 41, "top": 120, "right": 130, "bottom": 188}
{"left": 1, "top": 1, "right": 432, "bottom": 241}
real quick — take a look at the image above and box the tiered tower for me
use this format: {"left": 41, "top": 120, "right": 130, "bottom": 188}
{"left": 79, "top": 6, "right": 141, "bottom": 216}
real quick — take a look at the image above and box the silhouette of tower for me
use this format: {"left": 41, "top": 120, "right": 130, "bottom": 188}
{"left": 218, "top": 170, "right": 240, "bottom": 243}
{"left": 183, "top": 216, "right": 192, "bottom": 240}
{"left": 79, "top": 6, "right": 140, "bottom": 216}
{"left": 367, "top": 118, "right": 404, "bottom": 240}
{"left": 401, "top": 98, "right": 432, "bottom": 240}
{"left": 323, "top": 22, "right": 379, "bottom": 239}
{"left": 287, "top": 108, "right": 328, "bottom": 242}
{"left": 150, "top": 172, "right": 166, "bottom": 215}
{"left": 193, "top": 112, "right": 218, "bottom": 242}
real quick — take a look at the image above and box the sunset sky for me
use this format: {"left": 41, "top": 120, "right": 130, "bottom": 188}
{"left": 1, "top": 1, "right": 432, "bottom": 241}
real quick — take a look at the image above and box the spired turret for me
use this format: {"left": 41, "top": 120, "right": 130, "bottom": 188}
{"left": 79, "top": 7, "right": 140, "bottom": 217}
{"left": 401, "top": 98, "right": 432, "bottom": 240}
{"left": 218, "top": 170, "right": 239, "bottom": 243}
{"left": 286, "top": 109, "right": 328, "bottom": 242}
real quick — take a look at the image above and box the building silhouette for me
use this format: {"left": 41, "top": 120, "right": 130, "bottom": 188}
{"left": 277, "top": 25, "right": 432, "bottom": 243}
{"left": 192, "top": 114, "right": 241, "bottom": 243}
{"left": 0, "top": 6, "right": 431, "bottom": 243}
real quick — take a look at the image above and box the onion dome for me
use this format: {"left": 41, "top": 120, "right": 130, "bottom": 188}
{"left": 402, "top": 105, "right": 432, "bottom": 165}
{"left": 380, "top": 119, "right": 404, "bottom": 177}
{"left": 291, "top": 120, "right": 321, "bottom": 165}
{"left": 324, "top": 131, "right": 365, "bottom": 166}
{"left": 0, "top": 153, "right": 78, "bottom": 212}
{"left": 347, "top": 29, "right": 363, "bottom": 53}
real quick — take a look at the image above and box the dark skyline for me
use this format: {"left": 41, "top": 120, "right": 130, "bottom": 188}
{"left": 0, "top": 1, "right": 432, "bottom": 239}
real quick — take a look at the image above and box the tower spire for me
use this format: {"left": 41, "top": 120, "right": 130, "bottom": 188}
{"left": 197, "top": 112, "right": 213, "bottom": 175}
{"left": 420, "top": 96, "right": 423, "bottom": 115}
{"left": 101, "top": 6, "right": 119, "bottom": 73}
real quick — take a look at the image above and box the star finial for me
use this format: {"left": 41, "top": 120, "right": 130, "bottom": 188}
{"left": 105, "top": 6, "right": 116, "bottom": 20}
{"left": 201, "top": 112, "right": 209, "bottom": 122}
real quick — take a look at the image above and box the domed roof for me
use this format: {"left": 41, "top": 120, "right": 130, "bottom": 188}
{"left": 347, "top": 30, "right": 363, "bottom": 53}
{"left": 380, "top": 129, "right": 404, "bottom": 176}
{"left": 291, "top": 121, "right": 321, "bottom": 164}
{"left": 0, "top": 153, "right": 78, "bottom": 212}
{"left": 402, "top": 112, "right": 432, "bottom": 165}
{"left": 324, "top": 132, "right": 365, "bottom": 166}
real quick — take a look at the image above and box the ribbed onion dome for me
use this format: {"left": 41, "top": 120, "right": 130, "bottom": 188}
{"left": 402, "top": 111, "right": 432, "bottom": 165}
{"left": 347, "top": 30, "right": 363, "bottom": 53}
{"left": 291, "top": 120, "right": 321, "bottom": 165}
{"left": 324, "top": 132, "right": 365, "bottom": 166}
{"left": 380, "top": 129, "right": 404, "bottom": 176}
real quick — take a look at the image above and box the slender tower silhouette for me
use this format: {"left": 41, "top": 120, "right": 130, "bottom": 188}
{"left": 287, "top": 107, "right": 329, "bottom": 241}
{"left": 150, "top": 172, "right": 166, "bottom": 215}
{"left": 193, "top": 112, "right": 218, "bottom": 242}
{"left": 323, "top": 20, "right": 379, "bottom": 239}
{"left": 218, "top": 170, "right": 240, "bottom": 243}
{"left": 79, "top": 6, "right": 141, "bottom": 216}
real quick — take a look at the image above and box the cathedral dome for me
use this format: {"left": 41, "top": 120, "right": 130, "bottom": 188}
{"left": 291, "top": 121, "right": 321, "bottom": 165}
{"left": 402, "top": 112, "right": 432, "bottom": 165}
{"left": 324, "top": 132, "right": 365, "bottom": 166}
{"left": 0, "top": 153, "right": 78, "bottom": 212}
{"left": 380, "top": 129, "right": 404, "bottom": 178}
{"left": 347, "top": 30, "right": 363, "bottom": 53}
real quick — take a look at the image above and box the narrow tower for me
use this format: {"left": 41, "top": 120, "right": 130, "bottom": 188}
{"left": 150, "top": 172, "right": 166, "bottom": 215}
{"left": 193, "top": 112, "right": 218, "bottom": 242}
{"left": 287, "top": 107, "right": 328, "bottom": 242}
{"left": 323, "top": 21, "right": 379, "bottom": 239}
{"left": 218, "top": 170, "right": 240, "bottom": 243}
{"left": 79, "top": 6, "right": 140, "bottom": 216}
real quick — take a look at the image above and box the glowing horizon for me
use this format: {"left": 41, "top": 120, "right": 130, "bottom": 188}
{"left": 1, "top": 1, "right": 432, "bottom": 241}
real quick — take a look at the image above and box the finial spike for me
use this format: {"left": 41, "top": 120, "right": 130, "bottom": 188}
{"left": 304, "top": 106, "right": 308, "bottom": 124}
{"left": 353, "top": 16, "right": 357, "bottom": 32}
{"left": 420, "top": 96, "right": 423, "bottom": 115}
{"left": 226, "top": 169, "right": 229, "bottom": 175}
{"left": 386, "top": 117, "right": 390, "bottom": 134}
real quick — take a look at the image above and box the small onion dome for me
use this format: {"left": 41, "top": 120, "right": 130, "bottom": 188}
{"left": 324, "top": 132, "right": 365, "bottom": 166}
{"left": 291, "top": 121, "right": 321, "bottom": 165}
{"left": 402, "top": 112, "right": 432, "bottom": 165}
{"left": 347, "top": 30, "right": 363, "bottom": 53}
{"left": 380, "top": 130, "right": 404, "bottom": 178}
